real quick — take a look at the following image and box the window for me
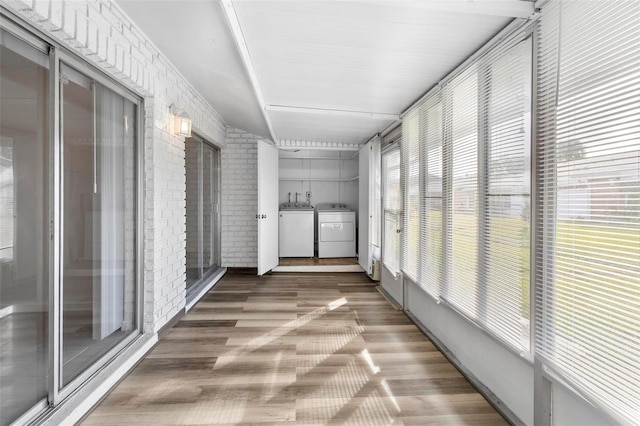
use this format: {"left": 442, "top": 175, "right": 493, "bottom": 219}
{"left": 447, "top": 66, "right": 480, "bottom": 317}
{"left": 401, "top": 34, "right": 532, "bottom": 351}
{"left": 402, "top": 109, "right": 420, "bottom": 281}
{"left": 482, "top": 39, "right": 532, "bottom": 351}
{"left": 382, "top": 148, "right": 401, "bottom": 275}
{"left": 536, "top": 0, "right": 640, "bottom": 423}
{"left": 420, "top": 99, "right": 444, "bottom": 298}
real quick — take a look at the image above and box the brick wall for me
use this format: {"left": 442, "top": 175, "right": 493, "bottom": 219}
{"left": 2, "top": 0, "right": 227, "bottom": 332}
{"left": 221, "top": 128, "right": 260, "bottom": 267}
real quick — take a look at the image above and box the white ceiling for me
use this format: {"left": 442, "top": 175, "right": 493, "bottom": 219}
{"left": 116, "top": 0, "right": 535, "bottom": 147}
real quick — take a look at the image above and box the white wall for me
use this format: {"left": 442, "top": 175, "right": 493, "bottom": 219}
{"left": 405, "top": 276, "right": 621, "bottom": 426}
{"left": 406, "top": 282, "right": 534, "bottom": 424}
{"left": 278, "top": 150, "right": 359, "bottom": 212}
{"left": 553, "top": 386, "right": 615, "bottom": 426}
{"left": 221, "top": 127, "right": 260, "bottom": 268}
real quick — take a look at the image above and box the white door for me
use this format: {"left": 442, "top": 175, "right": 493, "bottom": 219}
{"left": 358, "top": 142, "right": 371, "bottom": 274}
{"left": 257, "top": 140, "right": 279, "bottom": 275}
{"left": 381, "top": 146, "right": 403, "bottom": 306}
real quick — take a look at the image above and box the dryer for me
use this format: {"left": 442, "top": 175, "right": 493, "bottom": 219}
{"left": 317, "top": 203, "right": 356, "bottom": 258}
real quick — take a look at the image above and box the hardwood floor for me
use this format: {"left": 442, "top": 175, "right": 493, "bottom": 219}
{"left": 82, "top": 272, "right": 508, "bottom": 425}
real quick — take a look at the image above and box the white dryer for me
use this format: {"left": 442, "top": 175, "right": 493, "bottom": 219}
{"left": 317, "top": 203, "right": 356, "bottom": 258}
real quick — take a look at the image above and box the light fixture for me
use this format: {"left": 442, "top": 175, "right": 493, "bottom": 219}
{"left": 169, "top": 104, "right": 192, "bottom": 137}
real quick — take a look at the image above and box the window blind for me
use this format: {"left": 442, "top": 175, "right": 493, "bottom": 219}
{"left": 402, "top": 109, "right": 420, "bottom": 282}
{"left": 445, "top": 66, "right": 480, "bottom": 317}
{"left": 536, "top": 0, "right": 640, "bottom": 423}
{"left": 419, "top": 97, "right": 443, "bottom": 298}
{"left": 400, "top": 30, "right": 533, "bottom": 350}
{"left": 382, "top": 148, "right": 401, "bottom": 275}
{"left": 481, "top": 38, "right": 532, "bottom": 351}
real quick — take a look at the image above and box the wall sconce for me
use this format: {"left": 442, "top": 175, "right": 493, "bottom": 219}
{"left": 170, "top": 104, "right": 192, "bottom": 137}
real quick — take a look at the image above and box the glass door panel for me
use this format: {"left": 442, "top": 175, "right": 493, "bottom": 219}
{"left": 202, "top": 143, "right": 219, "bottom": 276}
{"left": 382, "top": 148, "right": 401, "bottom": 274}
{"left": 381, "top": 147, "right": 403, "bottom": 306}
{"left": 185, "top": 138, "right": 202, "bottom": 290}
{"left": 0, "top": 28, "right": 50, "bottom": 425}
{"left": 61, "top": 64, "right": 137, "bottom": 387}
{"left": 185, "top": 137, "right": 220, "bottom": 301}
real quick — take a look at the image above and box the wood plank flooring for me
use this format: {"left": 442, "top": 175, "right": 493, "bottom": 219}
{"left": 82, "top": 272, "right": 508, "bottom": 425}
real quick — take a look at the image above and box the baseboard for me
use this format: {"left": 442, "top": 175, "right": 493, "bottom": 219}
{"left": 157, "top": 307, "right": 185, "bottom": 338}
{"left": 272, "top": 265, "right": 364, "bottom": 273}
{"left": 376, "top": 285, "right": 403, "bottom": 310}
{"left": 186, "top": 267, "right": 227, "bottom": 312}
{"left": 38, "top": 333, "right": 158, "bottom": 426}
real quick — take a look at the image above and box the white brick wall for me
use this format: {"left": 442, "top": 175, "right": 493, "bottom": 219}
{"left": 221, "top": 128, "right": 260, "bottom": 267}
{"left": 2, "top": 0, "right": 227, "bottom": 332}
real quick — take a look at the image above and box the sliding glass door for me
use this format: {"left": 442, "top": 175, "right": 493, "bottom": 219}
{"left": 185, "top": 135, "right": 221, "bottom": 301}
{"left": 0, "top": 23, "right": 141, "bottom": 424}
{"left": 60, "top": 64, "right": 138, "bottom": 387}
{"left": 0, "top": 27, "right": 50, "bottom": 426}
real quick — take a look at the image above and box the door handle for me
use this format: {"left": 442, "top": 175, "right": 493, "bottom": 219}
{"left": 396, "top": 229, "right": 402, "bottom": 233}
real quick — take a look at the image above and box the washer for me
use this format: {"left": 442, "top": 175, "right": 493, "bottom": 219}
{"left": 317, "top": 203, "right": 356, "bottom": 258}
{"left": 279, "top": 204, "right": 314, "bottom": 257}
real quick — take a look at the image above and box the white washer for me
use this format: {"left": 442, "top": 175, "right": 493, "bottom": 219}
{"left": 279, "top": 205, "right": 314, "bottom": 257}
{"left": 317, "top": 203, "right": 356, "bottom": 258}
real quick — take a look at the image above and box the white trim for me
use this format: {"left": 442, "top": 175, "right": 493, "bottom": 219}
{"left": 266, "top": 104, "right": 399, "bottom": 121}
{"left": 11, "top": 400, "right": 49, "bottom": 426}
{"left": 39, "top": 334, "right": 158, "bottom": 426}
{"left": 272, "top": 264, "right": 364, "bottom": 273}
{"left": 186, "top": 267, "right": 227, "bottom": 312}
{"left": 221, "top": 0, "right": 277, "bottom": 142}
{"left": 276, "top": 140, "right": 361, "bottom": 151}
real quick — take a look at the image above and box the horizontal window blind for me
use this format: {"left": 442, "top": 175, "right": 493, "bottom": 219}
{"left": 420, "top": 97, "right": 443, "bottom": 298}
{"left": 481, "top": 38, "right": 532, "bottom": 351}
{"left": 445, "top": 66, "right": 480, "bottom": 317}
{"left": 403, "top": 109, "right": 420, "bottom": 282}
{"left": 400, "top": 29, "right": 532, "bottom": 350}
{"left": 382, "top": 148, "right": 401, "bottom": 275}
{"left": 536, "top": 0, "right": 640, "bottom": 423}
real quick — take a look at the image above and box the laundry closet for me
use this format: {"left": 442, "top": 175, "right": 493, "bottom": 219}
{"left": 277, "top": 149, "right": 359, "bottom": 266}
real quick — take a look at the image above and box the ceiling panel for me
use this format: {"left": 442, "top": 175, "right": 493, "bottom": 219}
{"left": 115, "top": 0, "right": 533, "bottom": 146}
{"left": 233, "top": 1, "right": 511, "bottom": 116}
{"left": 116, "top": 0, "right": 271, "bottom": 138}
{"left": 269, "top": 110, "right": 395, "bottom": 145}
